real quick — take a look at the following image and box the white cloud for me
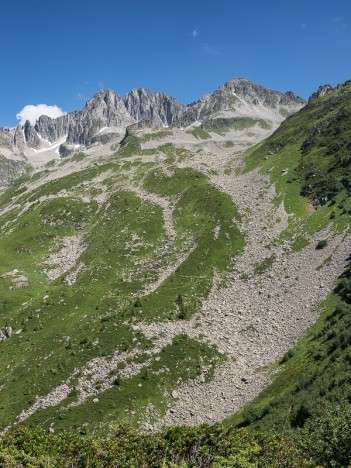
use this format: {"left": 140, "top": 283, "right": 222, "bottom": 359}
{"left": 16, "top": 104, "right": 66, "bottom": 126}
{"left": 191, "top": 29, "right": 199, "bottom": 38}
{"left": 331, "top": 17, "right": 343, "bottom": 23}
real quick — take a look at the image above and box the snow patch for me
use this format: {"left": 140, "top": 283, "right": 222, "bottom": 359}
{"left": 33, "top": 135, "right": 67, "bottom": 154}
{"left": 184, "top": 120, "right": 202, "bottom": 130}
{"left": 37, "top": 134, "right": 52, "bottom": 145}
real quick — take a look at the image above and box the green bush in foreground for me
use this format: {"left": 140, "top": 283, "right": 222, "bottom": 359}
{"left": 299, "top": 402, "right": 351, "bottom": 468}
{"left": 0, "top": 424, "right": 310, "bottom": 467}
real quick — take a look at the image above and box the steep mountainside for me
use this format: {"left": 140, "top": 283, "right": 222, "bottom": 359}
{"left": 124, "top": 88, "right": 185, "bottom": 127}
{"left": 244, "top": 78, "right": 351, "bottom": 208}
{"left": 1, "top": 78, "right": 350, "bottom": 441}
{"left": 223, "top": 80, "right": 351, "bottom": 449}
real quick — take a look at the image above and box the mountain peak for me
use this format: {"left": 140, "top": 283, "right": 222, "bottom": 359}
{"left": 220, "top": 78, "right": 305, "bottom": 107}
{"left": 231, "top": 77, "right": 251, "bottom": 82}
{"left": 85, "top": 89, "right": 123, "bottom": 108}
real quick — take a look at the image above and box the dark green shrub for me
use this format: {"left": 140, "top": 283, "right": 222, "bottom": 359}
{"left": 280, "top": 349, "right": 295, "bottom": 364}
{"left": 316, "top": 239, "right": 328, "bottom": 250}
{"left": 0, "top": 424, "right": 310, "bottom": 467}
{"left": 300, "top": 402, "right": 351, "bottom": 467}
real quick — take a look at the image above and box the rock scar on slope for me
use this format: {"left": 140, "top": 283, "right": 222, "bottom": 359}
{"left": 43, "top": 235, "right": 86, "bottom": 283}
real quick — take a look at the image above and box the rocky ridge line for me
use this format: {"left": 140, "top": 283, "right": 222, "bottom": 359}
{"left": 0, "top": 78, "right": 306, "bottom": 158}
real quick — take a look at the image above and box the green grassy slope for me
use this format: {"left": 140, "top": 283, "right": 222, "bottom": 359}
{"left": 245, "top": 81, "right": 351, "bottom": 211}
{"left": 241, "top": 81, "right": 351, "bottom": 250}
{"left": 0, "top": 141, "right": 244, "bottom": 434}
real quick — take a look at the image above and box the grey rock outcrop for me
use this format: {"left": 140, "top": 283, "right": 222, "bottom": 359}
{"left": 0, "top": 327, "right": 12, "bottom": 343}
{"left": 309, "top": 79, "right": 351, "bottom": 102}
{"left": 13, "top": 125, "right": 26, "bottom": 150}
{"left": 24, "top": 120, "right": 40, "bottom": 148}
{"left": 220, "top": 78, "right": 305, "bottom": 108}
{"left": 35, "top": 90, "right": 135, "bottom": 146}
{"left": 35, "top": 114, "right": 72, "bottom": 143}
{"left": 66, "top": 90, "right": 135, "bottom": 145}
{"left": 309, "top": 84, "right": 335, "bottom": 101}
{"left": 58, "top": 143, "right": 74, "bottom": 158}
{"left": 124, "top": 88, "right": 185, "bottom": 127}
{"left": 0, "top": 154, "right": 29, "bottom": 186}
{"left": 177, "top": 88, "right": 240, "bottom": 126}
{"left": 281, "top": 90, "right": 305, "bottom": 105}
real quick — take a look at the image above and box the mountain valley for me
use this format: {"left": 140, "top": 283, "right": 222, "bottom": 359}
{"left": 0, "top": 77, "right": 351, "bottom": 465}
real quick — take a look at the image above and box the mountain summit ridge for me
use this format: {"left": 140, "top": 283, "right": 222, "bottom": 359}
{"left": 0, "top": 78, "right": 306, "bottom": 158}
{"left": 220, "top": 77, "right": 304, "bottom": 106}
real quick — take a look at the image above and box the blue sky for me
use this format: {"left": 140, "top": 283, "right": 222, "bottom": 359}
{"left": 1, "top": 0, "right": 350, "bottom": 126}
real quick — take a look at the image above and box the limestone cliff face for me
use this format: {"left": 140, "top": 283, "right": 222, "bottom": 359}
{"left": 23, "top": 121, "right": 41, "bottom": 148}
{"left": 308, "top": 80, "right": 351, "bottom": 102}
{"left": 13, "top": 125, "right": 26, "bottom": 150}
{"left": 175, "top": 88, "right": 240, "bottom": 127}
{"left": 124, "top": 88, "right": 185, "bottom": 127}
{"left": 35, "top": 114, "right": 72, "bottom": 143}
{"left": 35, "top": 90, "right": 135, "bottom": 146}
{"left": 66, "top": 90, "right": 135, "bottom": 145}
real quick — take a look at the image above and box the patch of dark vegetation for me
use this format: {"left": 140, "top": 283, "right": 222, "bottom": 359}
{"left": 0, "top": 424, "right": 310, "bottom": 467}
{"left": 315, "top": 239, "right": 328, "bottom": 250}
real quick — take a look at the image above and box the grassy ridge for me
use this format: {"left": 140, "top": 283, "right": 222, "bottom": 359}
{"left": 245, "top": 82, "right": 351, "bottom": 210}
{"left": 141, "top": 168, "right": 244, "bottom": 320}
